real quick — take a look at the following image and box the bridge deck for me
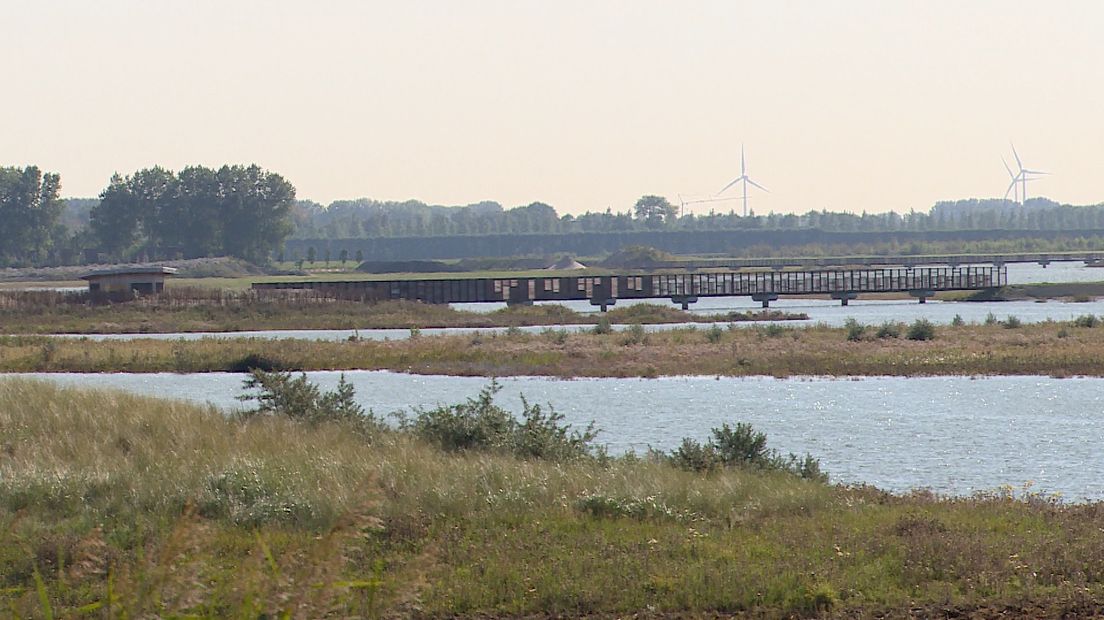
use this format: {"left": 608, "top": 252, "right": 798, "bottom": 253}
{"left": 253, "top": 266, "right": 1005, "bottom": 307}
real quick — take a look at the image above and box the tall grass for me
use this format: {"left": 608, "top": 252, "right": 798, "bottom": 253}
{"left": 6, "top": 379, "right": 1104, "bottom": 615}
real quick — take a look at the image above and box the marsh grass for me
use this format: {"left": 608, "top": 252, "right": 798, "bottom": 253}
{"left": 9, "top": 321, "right": 1104, "bottom": 377}
{"left": 6, "top": 380, "right": 1104, "bottom": 616}
{"left": 0, "top": 293, "right": 807, "bottom": 335}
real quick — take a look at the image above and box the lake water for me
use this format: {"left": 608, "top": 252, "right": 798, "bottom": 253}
{"left": 54, "top": 296, "right": 1104, "bottom": 342}
{"left": 9, "top": 371, "right": 1104, "bottom": 502}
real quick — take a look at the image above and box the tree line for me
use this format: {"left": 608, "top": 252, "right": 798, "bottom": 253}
{"left": 293, "top": 194, "right": 1104, "bottom": 240}
{"left": 5, "top": 161, "right": 1104, "bottom": 268}
{"left": 0, "top": 164, "right": 296, "bottom": 267}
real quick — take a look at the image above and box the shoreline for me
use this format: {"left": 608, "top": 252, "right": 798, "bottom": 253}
{"left": 4, "top": 321, "right": 1104, "bottom": 376}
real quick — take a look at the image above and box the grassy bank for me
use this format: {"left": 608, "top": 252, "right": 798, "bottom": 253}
{"left": 5, "top": 319, "right": 1104, "bottom": 377}
{"left": 4, "top": 378, "right": 1104, "bottom": 617}
{"left": 0, "top": 292, "right": 805, "bottom": 334}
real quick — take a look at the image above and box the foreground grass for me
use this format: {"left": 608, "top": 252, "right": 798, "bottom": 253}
{"left": 5, "top": 379, "right": 1104, "bottom": 618}
{"left": 5, "top": 320, "right": 1104, "bottom": 377}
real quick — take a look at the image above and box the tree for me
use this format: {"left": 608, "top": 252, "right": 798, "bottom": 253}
{"left": 355, "top": 249, "right": 364, "bottom": 264}
{"left": 306, "top": 246, "right": 316, "bottom": 264}
{"left": 632, "top": 195, "right": 677, "bottom": 226}
{"left": 0, "top": 166, "right": 65, "bottom": 265}
{"left": 89, "top": 164, "right": 296, "bottom": 263}
{"left": 339, "top": 248, "right": 349, "bottom": 266}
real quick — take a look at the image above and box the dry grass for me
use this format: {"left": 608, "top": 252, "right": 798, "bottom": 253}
{"left": 5, "top": 379, "right": 1104, "bottom": 617}
{"left": 4, "top": 320, "right": 1104, "bottom": 377}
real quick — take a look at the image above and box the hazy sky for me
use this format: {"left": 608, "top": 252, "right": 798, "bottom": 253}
{"left": 4, "top": 0, "right": 1103, "bottom": 214}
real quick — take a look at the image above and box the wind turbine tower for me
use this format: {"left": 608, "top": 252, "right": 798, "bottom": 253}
{"left": 717, "top": 145, "right": 769, "bottom": 217}
{"left": 1003, "top": 144, "right": 1047, "bottom": 205}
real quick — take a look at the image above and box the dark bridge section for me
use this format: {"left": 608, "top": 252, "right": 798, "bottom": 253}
{"left": 253, "top": 265, "right": 1005, "bottom": 310}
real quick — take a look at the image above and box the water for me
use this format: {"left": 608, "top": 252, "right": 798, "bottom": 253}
{"left": 51, "top": 296, "right": 1104, "bottom": 342}
{"left": 16, "top": 260, "right": 1104, "bottom": 341}
{"left": 10, "top": 371, "right": 1104, "bottom": 501}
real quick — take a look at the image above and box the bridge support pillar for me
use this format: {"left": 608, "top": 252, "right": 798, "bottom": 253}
{"left": 831, "top": 291, "right": 858, "bottom": 306}
{"left": 751, "top": 293, "right": 779, "bottom": 308}
{"left": 671, "top": 295, "right": 698, "bottom": 310}
{"left": 909, "top": 289, "right": 935, "bottom": 304}
{"left": 590, "top": 298, "right": 616, "bottom": 312}
{"left": 1038, "top": 260, "right": 1050, "bottom": 268}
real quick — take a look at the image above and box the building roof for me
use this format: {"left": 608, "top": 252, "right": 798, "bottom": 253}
{"left": 81, "top": 266, "right": 179, "bottom": 280}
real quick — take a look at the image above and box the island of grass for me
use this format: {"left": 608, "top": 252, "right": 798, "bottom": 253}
{"left": 2, "top": 378, "right": 1103, "bottom": 618}
{"left": 5, "top": 316, "right": 1104, "bottom": 377}
{"left": 0, "top": 290, "right": 807, "bottom": 335}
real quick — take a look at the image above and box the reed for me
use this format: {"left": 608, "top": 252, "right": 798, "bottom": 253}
{"left": 4, "top": 379, "right": 1104, "bottom": 617}
{"left": 4, "top": 321, "right": 1104, "bottom": 377}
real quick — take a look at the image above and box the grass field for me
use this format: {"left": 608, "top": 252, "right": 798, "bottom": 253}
{"left": 4, "top": 318, "right": 1104, "bottom": 377}
{"left": 4, "top": 378, "right": 1104, "bottom": 618}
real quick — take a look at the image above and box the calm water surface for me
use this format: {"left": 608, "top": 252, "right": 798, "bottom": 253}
{"left": 11, "top": 371, "right": 1104, "bottom": 501}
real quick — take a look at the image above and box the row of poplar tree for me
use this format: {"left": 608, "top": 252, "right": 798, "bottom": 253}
{"left": 0, "top": 164, "right": 296, "bottom": 265}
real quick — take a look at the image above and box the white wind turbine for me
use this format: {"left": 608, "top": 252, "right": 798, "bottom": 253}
{"left": 717, "top": 144, "right": 768, "bottom": 217}
{"left": 1003, "top": 143, "right": 1047, "bottom": 205}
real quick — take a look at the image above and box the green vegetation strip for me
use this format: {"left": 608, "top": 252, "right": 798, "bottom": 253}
{"left": 0, "top": 296, "right": 805, "bottom": 335}
{"left": 4, "top": 378, "right": 1104, "bottom": 617}
{"left": 4, "top": 319, "right": 1104, "bottom": 377}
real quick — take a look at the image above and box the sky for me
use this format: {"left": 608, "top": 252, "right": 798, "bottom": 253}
{"left": 3, "top": 0, "right": 1103, "bottom": 215}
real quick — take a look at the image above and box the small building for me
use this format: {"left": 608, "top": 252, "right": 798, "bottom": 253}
{"left": 81, "top": 266, "right": 178, "bottom": 295}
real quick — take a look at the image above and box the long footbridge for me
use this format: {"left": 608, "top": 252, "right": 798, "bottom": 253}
{"left": 253, "top": 265, "right": 1005, "bottom": 310}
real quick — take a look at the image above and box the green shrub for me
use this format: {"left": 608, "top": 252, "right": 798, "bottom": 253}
{"left": 542, "top": 328, "right": 570, "bottom": 344}
{"left": 951, "top": 314, "right": 965, "bottom": 327}
{"left": 592, "top": 317, "right": 613, "bottom": 335}
{"left": 238, "top": 370, "right": 381, "bottom": 435}
{"left": 620, "top": 323, "right": 648, "bottom": 346}
{"left": 705, "top": 324, "right": 724, "bottom": 343}
{"left": 906, "top": 319, "right": 935, "bottom": 341}
{"left": 668, "top": 423, "right": 825, "bottom": 481}
{"left": 875, "top": 322, "right": 901, "bottom": 339}
{"left": 403, "top": 381, "right": 598, "bottom": 461}
{"left": 762, "top": 324, "right": 786, "bottom": 338}
{"left": 1001, "top": 315, "right": 1022, "bottom": 329}
{"left": 984, "top": 312, "right": 999, "bottom": 326}
{"left": 844, "top": 318, "right": 865, "bottom": 342}
{"left": 1073, "top": 314, "right": 1099, "bottom": 328}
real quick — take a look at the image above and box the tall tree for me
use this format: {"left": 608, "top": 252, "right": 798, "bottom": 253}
{"left": 0, "top": 166, "right": 65, "bottom": 264}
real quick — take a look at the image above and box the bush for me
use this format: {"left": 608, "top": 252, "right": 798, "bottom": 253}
{"left": 705, "top": 324, "right": 724, "bottom": 343}
{"left": 1001, "top": 315, "right": 1022, "bottom": 329}
{"left": 620, "top": 323, "right": 648, "bottom": 346}
{"left": 668, "top": 423, "right": 825, "bottom": 481}
{"left": 762, "top": 324, "right": 786, "bottom": 338}
{"left": 951, "top": 314, "right": 965, "bottom": 327}
{"left": 592, "top": 317, "right": 613, "bottom": 335}
{"left": 906, "top": 319, "right": 935, "bottom": 341}
{"left": 1073, "top": 314, "right": 1099, "bottom": 328}
{"left": 984, "top": 312, "right": 999, "bottom": 326}
{"left": 403, "top": 381, "right": 599, "bottom": 461}
{"left": 875, "top": 322, "right": 900, "bottom": 339}
{"left": 238, "top": 370, "right": 382, "bottom": 435}
{"left": 844, "top": 318, "right": 865, "bottom": 342}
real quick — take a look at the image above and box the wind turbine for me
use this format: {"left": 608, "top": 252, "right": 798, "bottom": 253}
{"left": 717, "top": 144, "right": 768, "bottom": 217}
{"left": 1003, "top": 143, "right": 1047, "bottom": 205}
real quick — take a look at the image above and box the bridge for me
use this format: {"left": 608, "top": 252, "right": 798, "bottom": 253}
{"left": 253, "top": 265, "right": 1006, "bottom": 310}
{"left": 653, "top": 251, "right": 1104, "bottom": 270}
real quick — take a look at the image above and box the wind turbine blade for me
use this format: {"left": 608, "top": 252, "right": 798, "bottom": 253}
{"left": 1004, "top": 179, "right": 1017, "bottom": 199}
{"left": 1021, "top": 169, "right": 1048, "bottom": 175}
{"left": 746, "top": 178, "right": 769, "bottom": 193}
{"left": 741, "top": 144, "right": 746, "bottom": 176}
{"left": 1011, "top": 142, "right": 1023, "bottom": 170}
{"left": 717, "top": 178, "right": 741, "bottom": 195}
{"left": 1001, "top": 157, "right": 1015, "bottom": 180}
